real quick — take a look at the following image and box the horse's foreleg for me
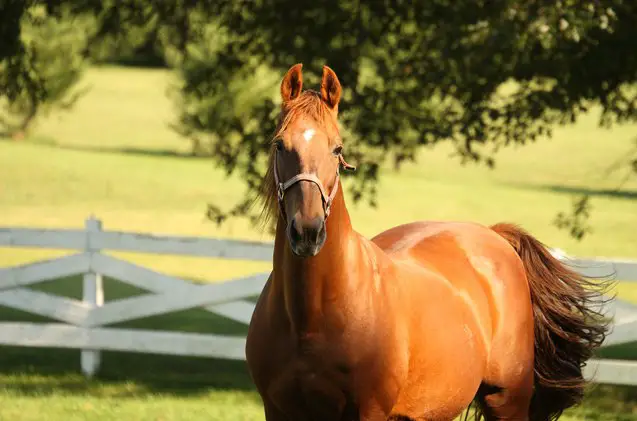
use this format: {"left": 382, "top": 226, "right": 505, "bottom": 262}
{"left": 263, "top": 399, "right": 291, "bottom": 421}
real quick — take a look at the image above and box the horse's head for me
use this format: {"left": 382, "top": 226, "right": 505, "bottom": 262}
{"left": 267, "top": 63, "right": 354, "bottom": 257}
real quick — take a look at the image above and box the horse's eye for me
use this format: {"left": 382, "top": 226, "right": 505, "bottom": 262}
{"left": 332, "top": 145, "right": 343, "bottom": 156}
{"left": 274, "top": 140, "right": 283, "bottom": 151}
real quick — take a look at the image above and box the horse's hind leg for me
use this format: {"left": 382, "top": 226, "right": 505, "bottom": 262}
{"left": 475, "top": 246, "right": 536, "bottom": 420}
{"left": 475, "top": 372, "right": 534, "bottom": 421}
{"left": 477, "top": 327, "right": 534, "bottom": 420}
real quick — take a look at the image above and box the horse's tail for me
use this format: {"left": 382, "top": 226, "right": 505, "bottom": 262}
{"left": 490, "top": 223, "right": 612, "bottom": 421}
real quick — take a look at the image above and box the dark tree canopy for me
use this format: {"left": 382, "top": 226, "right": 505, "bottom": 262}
{"left": 2, "top": 0, "right": 636, "bottom": 237}
{"left": 182, "top": 1, "right": 637, "bottom": 234}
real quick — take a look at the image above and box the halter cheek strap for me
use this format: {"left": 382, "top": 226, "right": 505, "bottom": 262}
{"left": 273, "top": 150, "right": 355, "bottom": 219}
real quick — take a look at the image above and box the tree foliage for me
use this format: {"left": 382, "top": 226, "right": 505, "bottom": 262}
{"left": 0, "top": 4, "right": 91, "bottom": 136}
{"left": 173, "top": 0, "right": 637, "bottom": 235}
{"left": 1, "top": 0, "right": 636, "bottom": 237}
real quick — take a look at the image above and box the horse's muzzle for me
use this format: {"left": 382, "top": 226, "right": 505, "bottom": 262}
{"left": 287, "top": 215, "right": 327, "bottom": 257}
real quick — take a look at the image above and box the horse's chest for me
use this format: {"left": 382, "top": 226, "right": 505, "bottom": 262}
{"left": 268, "top": 353, "right": 359, "bottom": 421}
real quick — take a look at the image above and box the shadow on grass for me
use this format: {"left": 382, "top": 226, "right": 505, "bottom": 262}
{"left": 2, "top": 274, "right": 636, "bottom": 409}
{"left": 25, "top": 137, "right": 212, "bottom": 161}
{"left": 0, "top": 274, "right": 260, "bottom": 398}
{"left": 508, "top": 182, "right": 637, "bottom": 200}
{"left": 545, "top": 185, "right": 637, "bottom": 200}
{"left": 597, "top": 341, "right": 637, "bottom": 361}
{"left": 73, "top": 145, "right": 211, "bottom": 160}
{"left": 0, "top": 347, "right": 257, "bottom": 398}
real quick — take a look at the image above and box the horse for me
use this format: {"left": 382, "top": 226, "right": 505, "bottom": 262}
{"left": 245, "top": 63, "right": 610, "bottom": 421}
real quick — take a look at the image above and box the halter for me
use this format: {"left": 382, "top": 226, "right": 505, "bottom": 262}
{"left": 273, "top": 150, "right": 356, "bottom": 219}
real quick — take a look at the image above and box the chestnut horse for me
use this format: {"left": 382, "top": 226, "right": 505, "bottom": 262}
{"left": 245, "top": 64, "right": 609, "bottom": 421}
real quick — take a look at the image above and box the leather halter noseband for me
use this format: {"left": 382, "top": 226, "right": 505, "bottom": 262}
{"left": 273, "top": 150, "right": 355, "bottom": 219}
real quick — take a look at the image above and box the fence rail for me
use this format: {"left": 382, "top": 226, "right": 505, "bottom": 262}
{"left": 1, "top": 216, "right": 636, "bottom": 386}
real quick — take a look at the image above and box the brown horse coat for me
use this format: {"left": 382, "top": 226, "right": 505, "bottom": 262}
{"left": 245, "top": 64, "right": 609, "bottom": 421}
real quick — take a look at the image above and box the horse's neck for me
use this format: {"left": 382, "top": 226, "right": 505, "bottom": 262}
{"left": 273, "top": 186, "right": 359, "bottom": 336}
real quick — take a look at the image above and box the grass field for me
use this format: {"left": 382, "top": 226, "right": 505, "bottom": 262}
{"left": 1, "top": 65, "right": 637, "bottom": 420}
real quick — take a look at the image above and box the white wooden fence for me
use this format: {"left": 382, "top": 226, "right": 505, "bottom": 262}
{"left": 0, "top": 217, "right": 636, "bottom": 387}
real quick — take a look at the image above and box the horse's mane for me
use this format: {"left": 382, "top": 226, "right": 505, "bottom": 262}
{"left": 254, "top": 89, "right": 338, "bottom": 230}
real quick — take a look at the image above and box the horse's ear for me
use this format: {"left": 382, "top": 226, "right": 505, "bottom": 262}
{"left": 320, "top": 65, "right": 341, "bottom": 110}
{"left": 280, "top": 63, "right": 303, "bottom": 103}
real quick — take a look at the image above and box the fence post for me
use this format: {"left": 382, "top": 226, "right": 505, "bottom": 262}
{"left": 81, "top": 216, "right": 104, "bottom": 378}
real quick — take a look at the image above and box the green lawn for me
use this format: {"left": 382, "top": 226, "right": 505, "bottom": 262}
{"left": 1, "top": 65, "right": 636, "bottom": 420}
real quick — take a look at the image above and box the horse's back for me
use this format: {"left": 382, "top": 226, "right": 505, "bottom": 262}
{"left": 371, "top": 220, "right": 527, "bottom": 289}
{"left": 372, "top": 219, "right": 531, "bottom": 317}
{"left": 371, "top": 220, "right": 502, "bottom": 256}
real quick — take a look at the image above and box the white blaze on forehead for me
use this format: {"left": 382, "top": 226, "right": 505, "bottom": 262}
{"left": 302, "top": 128, "right": 316, "bottom": 142}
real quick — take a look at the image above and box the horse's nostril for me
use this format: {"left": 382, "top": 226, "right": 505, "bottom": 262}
{"left": 287, "top": 216, "right": 327, "bottom": 257}
{"left": 305, "top": 217, "right": 325, "bottom": 243}
{"left": 289, "top": 216, "right": 325, "bottom": 245}
{"left": 289, "top": 218, "right": 302, "bottom": 243}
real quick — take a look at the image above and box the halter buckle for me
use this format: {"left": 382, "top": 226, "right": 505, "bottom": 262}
{"left": 324, "top": 198, "right": 332, "bottom": 217}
